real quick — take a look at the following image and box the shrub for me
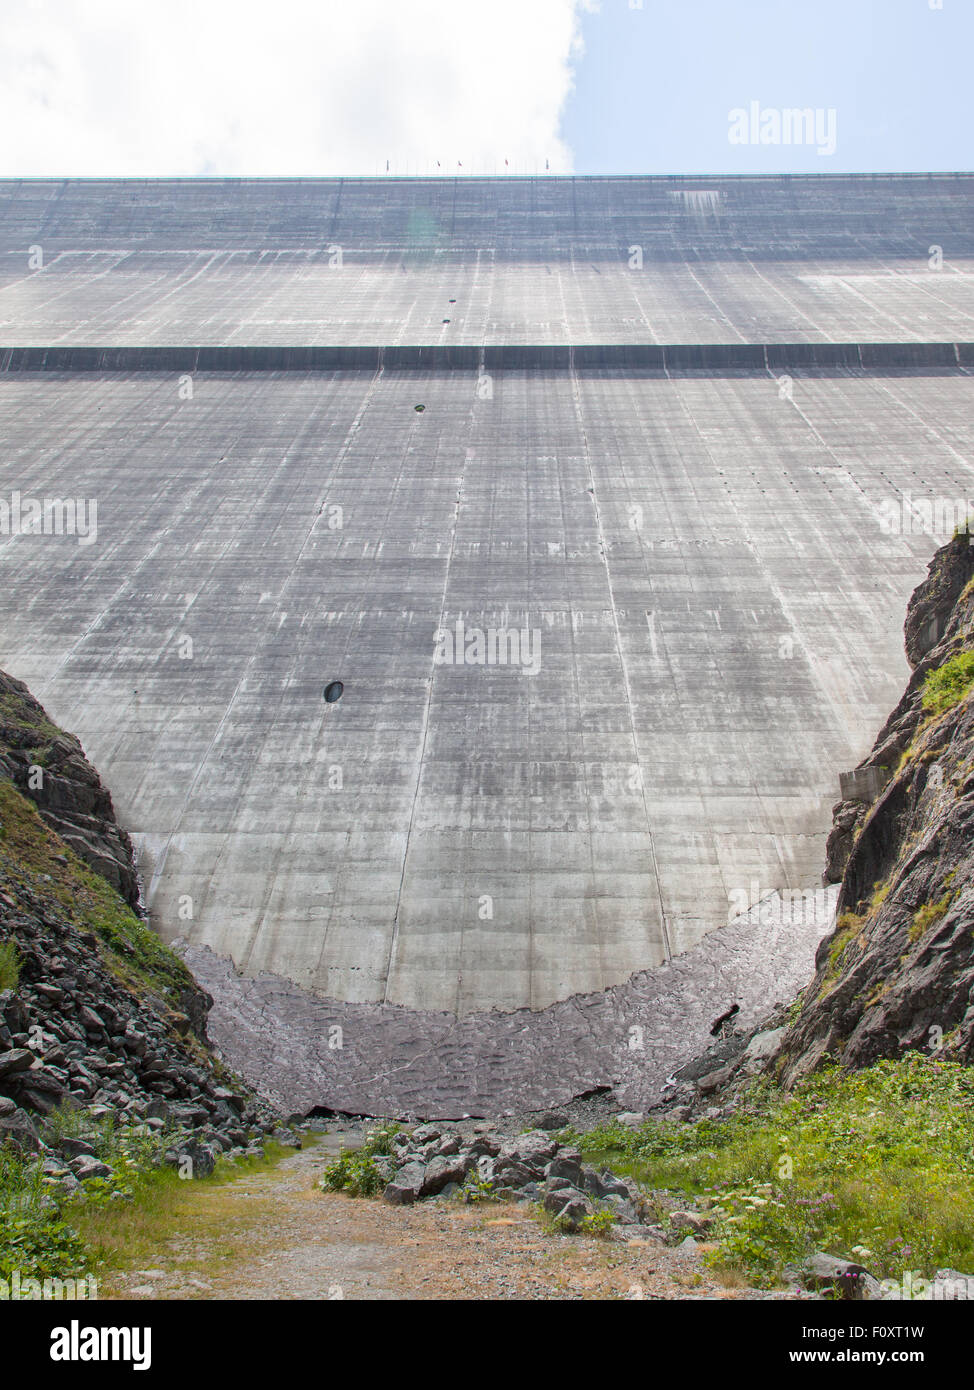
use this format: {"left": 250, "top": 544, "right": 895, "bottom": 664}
{"left": 922, "top": 651, "right": 974, "bottom": 717}
{"left": 579, "top": 1209, "right": 617, "bottom": 1238}
{"left": 360, "top": 1124, "right": 400, "bottom": 1157}
{"left": 318, "top": 1149, "right": 385, "bottom": 1197}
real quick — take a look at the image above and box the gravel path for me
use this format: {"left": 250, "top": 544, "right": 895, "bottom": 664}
{"left": 110, "top": 1139, "right": 794, "bottom": 1301}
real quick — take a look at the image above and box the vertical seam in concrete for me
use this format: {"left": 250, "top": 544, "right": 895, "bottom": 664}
{"left": 568, "top": 363, "right": 673, "bottom": 962}
{"left": 381, "top": 405, "right": 468, "bottom": 1008}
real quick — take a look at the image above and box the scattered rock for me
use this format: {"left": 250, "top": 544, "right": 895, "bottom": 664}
{"left": 70, "top": 1155, "right": 113, "bottom": 1181}
{"left": 801, "top": 1252, "right": 870, "bottom": 1299}
{"left": 383, "top": 1161, "right": 427, "bottom": 1205}
{"left": 536, "top": 1111, "right": 570, "bottom": 1131}
{"left": 0, "top": 1047, "right": 35, "bottom": 1078}
{"left": 668, "top": 1210, "right": 713, "bottom": 1237}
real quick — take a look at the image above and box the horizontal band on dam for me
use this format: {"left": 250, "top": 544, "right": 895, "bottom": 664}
{"left": 0, "top": 342, "right": 971, "bottom": 374}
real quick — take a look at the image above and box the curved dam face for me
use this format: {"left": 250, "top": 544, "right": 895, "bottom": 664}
{"left": 0, "top": 175, "right": 972, "bottom": 1023}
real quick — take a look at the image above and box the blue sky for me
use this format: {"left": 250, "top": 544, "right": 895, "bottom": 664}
{"left": 0, "top": 0, "right": 969, "bottom": 177}
{"left": 565, "top": 0, "right": 972, "bottom": 174}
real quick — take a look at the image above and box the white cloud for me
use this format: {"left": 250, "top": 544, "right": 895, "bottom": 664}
{"left": 0, "top": 0, "right": 587, "bottom": 176}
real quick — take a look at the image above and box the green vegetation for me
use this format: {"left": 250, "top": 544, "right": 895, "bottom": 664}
{"left": 579, "top": 1209, "right": 617, "bottom": 1238}
{"left": 819, "top": 911, "right": 867, "bottom": 990}
{"left": 569, "top": 1055, "right": 974, "bottom": 1288}
{"left": 908, "top": 893, "right": 954, "bottom": 943}
{"left": 0, "top": 1147, "right": 88, "bottom": 1283}
{"left": 72, "top": 1141, "right": 288, "bottom": 1285}
{"left": 0, "top": 939, "right": 20, "bottom": 990}
{"left": 318, "top": 1149, "right": 385, "bottom": 1197}
{"left": 318, "top": 1123, "right": 400, "bottom": 1198}
{"left": 922, "top": 650, "right": 974, "bottom": 717}
{"left": 0, "top": 1101, "right": 290, "bottom": 1291}
{"left": 0, "top": 778, "right": 196, "bottom": 1009}
{"left": 0, "top": 1100, "right": 290, "bottom": 1289}
{"left": 0, "top": 691, "right": 63, "bottom": 749}
{"left": 458, "top": 1172, "right": 498, "bottom": 1203}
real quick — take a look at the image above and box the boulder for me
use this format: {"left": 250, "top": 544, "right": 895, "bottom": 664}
{"left": 57, "top": 1136, "right": 98, "bottom": 1159}
{"left": 162, "top": 1137, "right": 217, "bottom": 1179}
{"left": 382, "top": 1161, "right": 427, "bottom": 1205}
{"left": 433, "top": 1134, "right": 461, "bottom": 1157}
{"left": 668, "top": 1210, "right": 713, "bottom": 1236}
{"left": 0, "top": 1047, "right": 36, "bottom": 1079}
{"left": 801, "top": 1252, "right": 870, "bottom": 1299}
{"left": 546, "top": 1193, "right": 590, "bottom": 1233}
{"left": 537, "top": 1111, "right": 570, "bottom": 1131}
{"left": 0, "top": 1105, "right": 41, "bottom": 1154}
{"left": 410, "top": 1124, "right": 441, "bottom": 1146}
{"left": 492, "top": 1159, "right": 537, "bottom": 1189}
{"left": 474, "top": 1155, "right": 498, "bottom": 1185}
{"left": 583, "top": 1168, "right": 632, "bottom": 1201}
{"left": 599, "top": 1193, "right": 639, "bottom": 1225}
{"left": 466, "top": 1135, "right": 501, "bottom": 1159}
{"left": 421, "top": 1154, "right": 472, "bottom": 1196}
{"left": 78, "top": 1006, "right": 106, "bottom": 1035}
{"left": 544, "top": 1154, "right": 584, "bottom": 1187}
{"left": 70, "top": 1155, "right": 113, "bottom": 1181}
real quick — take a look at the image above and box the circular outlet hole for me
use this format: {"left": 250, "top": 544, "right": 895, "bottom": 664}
{"left": 323, "top": 681, "right": 344, "bottom": 704}
{"left": 414, "top": 403, "right": 426, "bottom": 412}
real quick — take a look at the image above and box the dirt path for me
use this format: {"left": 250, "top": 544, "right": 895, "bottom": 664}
{"left": 109, "top": 1140, "right": 786, "bottom": 1301}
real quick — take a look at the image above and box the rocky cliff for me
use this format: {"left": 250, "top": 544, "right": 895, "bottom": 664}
{"left": 0, "top": 670, "right": 289, "bottom": 1184}
{"left": 778, "top": 534, "right": 974, "bottom": 1084}
{"left": 0, "top": 670, "right": 140, "bottom": 908}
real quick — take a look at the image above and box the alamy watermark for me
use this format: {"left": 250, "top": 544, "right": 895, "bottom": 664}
{"left": 728, "top": 102, "right": 837, "bottom": 157}
{"left": 0, "top": 490, "right": 97, "bottom": 546}
{"left": 1, "top": 1267, "right": 98, "bottom": 1300}
{"left": 727, "top": 880, "right": 833, "bottom": 925}
{"left": 433, "top": 618, "right": 541, "bottom": 674}
{"left": 880, "top": 1269, "right": 973, "bottom": 1300}
{"left": 878, "top": 492, "right": 973, "bottom": 538}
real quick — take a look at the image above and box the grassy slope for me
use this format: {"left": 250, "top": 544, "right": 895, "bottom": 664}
{"left": 0, "top": 778, "right": 196, "bottom": 1012}
{"left": 573, "top": 1055, "right": 974, "bottom": 1287}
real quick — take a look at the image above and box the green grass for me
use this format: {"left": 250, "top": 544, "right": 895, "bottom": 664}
{"left": 0, "top": 778, "right": 197, "bottom": 1011}
{"left": 0, "top": 1100, "right": 292, "bottom": 1292}
{"left": 922, "top": 650, "right": 974, "bottom": 717}
{"left": 819, "top": 911, "right": 867, "bottom": 990}
{"left": 0, "top": 691, "right": 63, "bottom": 749}
{"left": 70, "top": 1141, "right": 290, "bottom": 1282}
{"left": 0, "top": 938, "right": 20, "bottom": 989}
{"left": 1, "top": 1105, "right": 181, "bottom": 1286}
{"left": 909, "top": 893, "right": 954, "bottom": 943}
{"left": 570, "top": 1055, "right": 974, "bottom": 1288}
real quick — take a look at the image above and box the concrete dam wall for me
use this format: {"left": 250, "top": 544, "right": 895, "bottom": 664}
{"left": 0, "top": 177, "right": 972, "bottom": 1057}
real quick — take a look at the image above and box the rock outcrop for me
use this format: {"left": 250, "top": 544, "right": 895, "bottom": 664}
{"left": 776, "top": 534, "right": 974, "bottom": 1085}
{"left": 0, "top": 670, "right": 140, "bottom": 908}
{"left": 0, "top": 672, "right": 291, "bottom": 1187}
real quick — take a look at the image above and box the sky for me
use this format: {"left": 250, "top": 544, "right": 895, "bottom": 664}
{"left": 0, "top": 0, "right": 970, "bottom": 177}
